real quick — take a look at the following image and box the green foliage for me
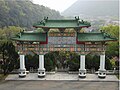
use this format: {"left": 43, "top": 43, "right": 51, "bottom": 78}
{"left": 25, "top": 54, "right": 39, "bottom": 70}
{"left": 44, "top": 51, "right": 80, "bottom": 71}
{"left": 106, "top": 42, "right": 119, "bottom": 57}
{"left": 0, "top": 41, "right": 19, "bottom": 75}
{"left": 86, "top": 54, "right": 112, "bottom": 70}
{"left": 0, "top": 26, "right": 22, "bottom": 40}
{"left": 0, "top": 0, "right": 62, "bottom": 28}
{"left": 101, "top": 25, "right": 119, "bottom": 38}
{"left": 68, "top": 59, "right": 79, "bottom": 71}
{"left": 86, "top": 54, "right": 100, "bottom": 71}
{"left": 101, "top": 25, "right": 119, "bottom": 57}
{"left": 92, "top": 55, "right": 100, "bottom": 70}
{"left": 0, "top": 74, "right": 8, "bottom": 80}
{"left": 105, "top": 58, "right": 112, "bottom": 70}
{"left": 45, "top": 52, "right": 56, "bottom": 71}
{"left": 110, "top": 58, "right": 116, "bottom": 68}
{"left": 115, "top": 60, "right": 119, "bottom": 70}
{"left": 67, "top": 52, "right": 79, "bottom": 71}
{"left": 85, "top": 54, "right": 93, "bottom": 69}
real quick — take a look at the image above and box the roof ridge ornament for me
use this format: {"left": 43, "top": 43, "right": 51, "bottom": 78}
{"left": 40, "top": 20, "right": 45, "bottom": 26}
{"left": 77, "top": 19, "right": 84, "bottom": 26}
{"left": 77, "top": 19, "right": 91, "bottom": 26}
{"left": 100, "top": 30, "right": 109, "bottom": 39}
{"left": 100, "top": 30, "right": 117, "bottom": 39}
{"left": 44, "top": 17, "right": 48, "bottom": 22}
{"left": 75, "top": 16, "right": 80, "bottom": 20}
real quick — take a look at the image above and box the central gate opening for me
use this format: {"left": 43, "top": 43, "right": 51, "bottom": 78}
{"left": 44, "top": 51, "right": 79, "bottom": 72}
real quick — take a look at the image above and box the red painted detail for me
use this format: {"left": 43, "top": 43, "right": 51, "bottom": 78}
{"left": 76, "top": 37, "right": 78, "bottom": 44}
{"left": 46, "top": 36, "right": 48, "bottom": 44}
{"left": 76, "top": 38, "right": 85, "bottom": 44}
{"left": 40, "top": 34, "right": 48, "bottom": 44}
{"left": 33, "top": 26, "right": 37, "bottom": 28}
{"left": 80, "top": 26, "right": 91, "bottom": 28}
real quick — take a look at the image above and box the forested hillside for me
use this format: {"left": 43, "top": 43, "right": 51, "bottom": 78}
{"left": 62, "top": 0, "right": 119, "bottom": 17}
{"left": 0, "top": 0, "right": 62, "bottom": 28}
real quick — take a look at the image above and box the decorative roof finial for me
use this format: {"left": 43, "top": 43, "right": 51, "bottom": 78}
{"left": 78, "top": 16, "right": 79, "bottom": 20}
{"left": 44, "top": 17, "right": 48, "bottom": 22}
{"left": 75, "top": 16, "right": 80, "bottom": 20}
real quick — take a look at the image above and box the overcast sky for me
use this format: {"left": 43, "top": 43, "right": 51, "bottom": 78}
{"left": 33, "top": 0, "right": 77, "bottom": 12}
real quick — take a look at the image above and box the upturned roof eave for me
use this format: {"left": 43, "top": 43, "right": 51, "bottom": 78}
{"left": 77, "top": 39, "right": 117, "bottom": 42}
{"left": 11, "top": 36, "right": 46, "bottom": 42}
{"left": 11, "top": 38, "right": 46, "bottom": 42}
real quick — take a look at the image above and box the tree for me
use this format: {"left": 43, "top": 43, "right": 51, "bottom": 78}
{"left": 85, "top": 54, "right": 93, "bottom": 69}
{"left": 0, "top": 26, "right": 22, "bottom": 40}
{"left": 44, "top": 52, "right": 55, "bottom": 71}
{"left": 92, "top": 55, "right": 100, "bottom": 71}
{"left": 86, "top": 54, "right": 100, "bottom": 71}
{"left": 101, "top": 25, "right": 119, "bottom": 69}
{"left": 44, "top": 51, "right": 80, "bottom": 71}
{"left": 86, "top": 53, "right": 112, "bottom": 71}
{"left": 0, "top": 0, "right": 62, "bottom": 28}
{"left": 67, "top": 52, "right": 79, "bottom": 71}
{"left": 25, "top": 54, "right": 39, "bottom": 70}
{"left": 105, "top": 57, "right": 112, "bottom": 70}
{"left": 0, "top": 41, "right": 19, "bottom": 75}
{"left": 101, "top": 25, "right": 119, "bottom": 57}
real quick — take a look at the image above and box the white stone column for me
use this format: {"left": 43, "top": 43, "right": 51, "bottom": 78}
{"left": 79, "top": 54, "right": 86, "bottom": 78}
{"left": 20, "top": 55, "right": 25, "bottom": 69}
{"left": 100, "top": 54, "right": 105, "bottom": 70}
{"left": 19, "top": 55, "right": 26, "bottom": 77}
{"left": 98, "top": 53, "right": 106, "bottom": 78}
{"left": 39, "top": 55, "right": 44, "bottom": 69}
{"left": 38, "top": 55, "right": 45, "bottom": 77}
{"left": 80, "top": 55, "right": 85, "bottom": 70}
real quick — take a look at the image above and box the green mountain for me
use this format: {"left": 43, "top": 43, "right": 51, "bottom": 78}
{"left": 0, "top": 0, "right": 62, "bottom": 28}
{"left": 62, "top": 0, "right": 119, "bottom": 17}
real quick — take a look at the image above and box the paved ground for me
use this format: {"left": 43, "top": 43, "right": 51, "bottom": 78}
{"left": 5, "top": 72, "right": 118, "bottom": 82}
{"left": 0, "top": 80, "right": 119, "bottom": 90}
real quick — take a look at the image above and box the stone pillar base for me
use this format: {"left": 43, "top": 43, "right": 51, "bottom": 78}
{"left": 98, "top": 69, "right": 106, "bottom": 78}
{"left": 19, "top": 69, "right": 26, "bottom": 78}
{"left": 38, "top": 68, "right": 45, "bottom": 78}
{"left": 78, "top": 69, "right": 86, "bottom": 78}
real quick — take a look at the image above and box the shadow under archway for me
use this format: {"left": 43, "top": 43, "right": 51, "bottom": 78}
{"left": 85, "top": 52, "right": 100, "bottom": 73}
{"left": 25, "top": 51, "right": 39, "bottom": 72}
{"left": 44, "top": 51, "right": 80, "bottom": 72}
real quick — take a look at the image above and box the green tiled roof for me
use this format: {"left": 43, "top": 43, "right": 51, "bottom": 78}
{"left": 12, "top": 32, "right": 46, "bottom": 42}
{"left": 33, "top": 17, "right": 91, "bottom": 28}
{"left": 77, "top": 33, "right": 117, "bottom": 42}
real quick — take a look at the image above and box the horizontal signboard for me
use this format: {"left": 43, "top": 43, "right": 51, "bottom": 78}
{"left": 48, "top": 37, "right": 76, "bottom": 45}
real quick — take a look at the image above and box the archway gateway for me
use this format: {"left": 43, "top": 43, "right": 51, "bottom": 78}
{"left": 11, "top": 17, "right": 117, "bottom": 78}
